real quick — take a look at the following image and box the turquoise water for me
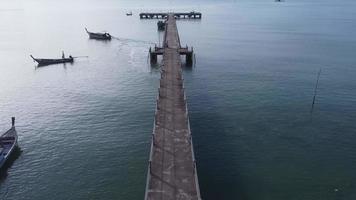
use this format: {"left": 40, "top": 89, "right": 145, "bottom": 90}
{"left": 1, "top": 0, "right": 356, "bottom": 199}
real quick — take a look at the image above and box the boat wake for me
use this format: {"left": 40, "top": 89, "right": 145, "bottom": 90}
{"left": 111, "top": 36, "right": 155, "bottom": 45}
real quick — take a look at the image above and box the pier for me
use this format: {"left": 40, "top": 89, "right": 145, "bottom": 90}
{"left": 148, "top": 13, "right": 195, "bottom": 65}
{"left": 140, "top": 12, "right": 202, "bottom": 19}
{"left": 144, "top": 14, "right": 201, "bottom": 200}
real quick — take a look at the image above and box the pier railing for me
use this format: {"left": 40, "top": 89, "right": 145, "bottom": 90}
{"left": 182, "top": 69, "right": 202, "bottom": 200}
{"left": 144, "top": 82, "right": 160, "bottom": 200}
{"left": 140, "top": 12, "right": 202, "bottom": 20}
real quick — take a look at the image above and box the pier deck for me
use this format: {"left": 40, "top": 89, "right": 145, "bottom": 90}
{"left": 145, "top": 14, "right": 201, "bottom": 200}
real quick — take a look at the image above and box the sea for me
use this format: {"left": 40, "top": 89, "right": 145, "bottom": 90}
{"left": 0, "top": 0, "right": 356, "bottom": 199}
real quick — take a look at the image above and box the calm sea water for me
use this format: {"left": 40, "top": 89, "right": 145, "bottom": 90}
{"left": 1, "top": 0, "right": 356, "bottom": 199}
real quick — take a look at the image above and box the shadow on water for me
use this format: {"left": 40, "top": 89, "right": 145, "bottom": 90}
{"left": 185, "top": 77, "right": 248, "bottom": 199}
{"left": 0, "top": 147, "right": 22, "bottom": 182}
{"left": 34, "top": 62, "right": 74, "bottom": 70}
{"left": 192, "top": 113, "right": 249, "bottom": 199}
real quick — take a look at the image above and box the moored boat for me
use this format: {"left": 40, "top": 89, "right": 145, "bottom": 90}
{"left": 157, "top": 21, "right": 165, "bottom": 31}
{"left": 85, "top": 28, "right": 112, "bottom": 40}
{"left": 30, "top": 53, "right": 74, "bottom": 66}
{"left": 0, "top": 117, "right": 18, "bottom": 169}
{"left": 126, "top": 11, "right": 133, "bottom": 16}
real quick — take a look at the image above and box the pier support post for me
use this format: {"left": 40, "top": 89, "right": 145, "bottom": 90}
{"left": 149, "top": 47, "right": 157, "bottom": 63}
{"left": 151, "top": 55, "right": 157, "bottom": 63}
{"left": 186, "top": 52, "right": 193, "bottom": 65}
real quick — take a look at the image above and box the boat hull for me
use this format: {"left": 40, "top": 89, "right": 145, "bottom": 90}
{"left": 88, "top": 33, "right": 112, "bottom": 40}
{"left": 30, "top": 55, "right": 74, "bottom": 66}
{"left": 85, "top": 28, "right": 111, "bottom": 40}
{"left": 0, "top": 127, "right": 18, "bottom": 169}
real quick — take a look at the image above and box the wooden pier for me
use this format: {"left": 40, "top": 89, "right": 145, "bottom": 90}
{"left": 145, "top": 14, "right": 201, "bottom": 200}
{"left": 140, "top": 12, "right": 202, "bottom": 19}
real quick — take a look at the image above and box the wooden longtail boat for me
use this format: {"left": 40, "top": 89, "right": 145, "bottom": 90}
{"left": 0, "top": 117, "right": 18, "bottom": 169}
{"left": 30, "top": 54, "right": 74, "bottom": 66}
{"left": 85, "top": 28, "right": 112, "bottom": 40}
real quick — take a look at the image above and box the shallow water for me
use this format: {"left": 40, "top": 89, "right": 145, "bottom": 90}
{"left": 0, "top": 0, "right": 356, "bottom": 199}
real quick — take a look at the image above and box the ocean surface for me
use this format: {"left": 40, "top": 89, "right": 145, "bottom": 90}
{"left": 1, "top": 0, "right": 356, "bottom": 199}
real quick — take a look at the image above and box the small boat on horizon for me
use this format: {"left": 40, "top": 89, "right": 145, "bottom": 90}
{"left": 126, "top": 11, "right": 133, "bottom": 16}
{"left": 30, "top": 51, "right": 74, "bottom": 66}
{"left": 0, "top": 117, "right": 18, "bottom": 169}
{"left": 85, "top": 28, "right": 112, "bottom": 40}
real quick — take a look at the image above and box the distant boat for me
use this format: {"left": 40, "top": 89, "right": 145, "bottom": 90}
{"left": 85, "top": 28, "right": 112, "bottom": 40}
{"left": 30, "top": 53, "right": 74, "bottom": 66}
{"left": 0, "top": 117, "right": 18, "bottom": 169}
{"left": 126, "top": 11, "right": 133, "bottom": 16}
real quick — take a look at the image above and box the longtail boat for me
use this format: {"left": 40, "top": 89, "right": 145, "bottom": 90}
{"left": 126, "top": 11, "right": 133, "bottom": 16}
{"left": 85, "top": 28, "right": 112, "bottom": 40}
{"left": 30, "top": 54, "right": 74, "bottom": 66}
{"left": 0, "top": 117, "right": 18, "bottom": 169}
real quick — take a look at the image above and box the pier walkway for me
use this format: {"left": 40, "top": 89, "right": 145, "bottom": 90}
{"left": 145, "top": 14, "right": 201, "bottom": 200}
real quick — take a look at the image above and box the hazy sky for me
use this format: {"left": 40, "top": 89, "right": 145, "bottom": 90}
{"left": 3, "top": 0, "right": 356, "bottom": 11}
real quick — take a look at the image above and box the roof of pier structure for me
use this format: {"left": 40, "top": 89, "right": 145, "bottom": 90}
{"left": 139, "top": 12, "right": 202, "bottom": 19}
